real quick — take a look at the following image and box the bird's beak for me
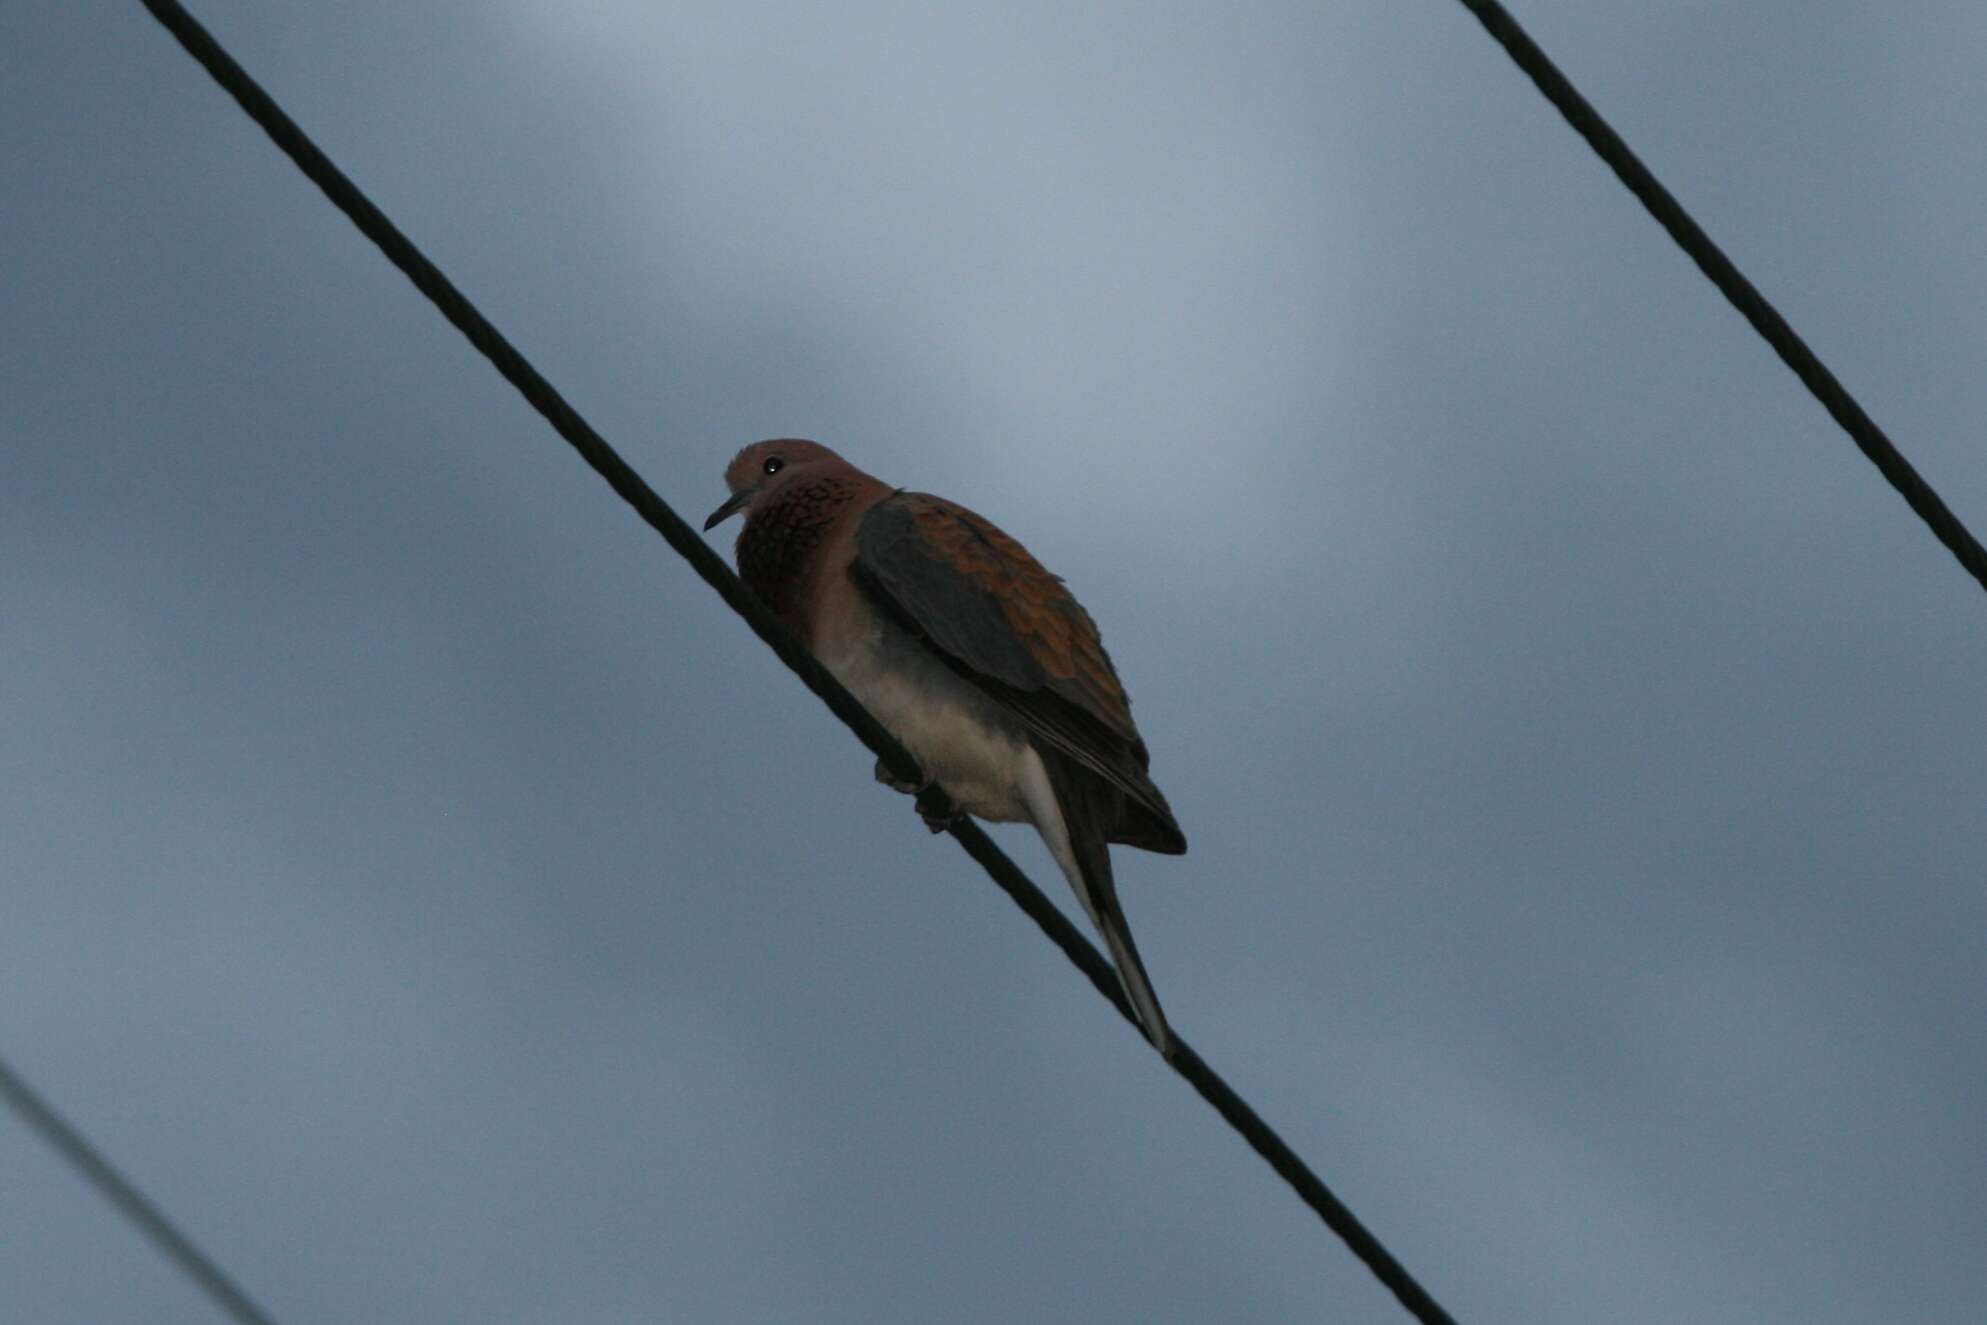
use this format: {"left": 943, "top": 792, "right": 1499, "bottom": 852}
{"left": 703, "top": 490, "right": 751, "bottom": 532}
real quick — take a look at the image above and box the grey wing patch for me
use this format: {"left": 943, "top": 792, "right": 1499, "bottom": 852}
{"left": 854, "top": 494, "right": 1187, "bottom": 856}
{"left": 852, "top": 497, "right": 1051, "bottom": 693}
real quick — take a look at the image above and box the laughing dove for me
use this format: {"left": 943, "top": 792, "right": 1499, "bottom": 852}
{"left": 705, "top": 440, "right": 1186, "bottom": 1054}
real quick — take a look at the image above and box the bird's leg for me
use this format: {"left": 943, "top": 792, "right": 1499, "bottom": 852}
{"left": 872, "top": 758, "right": 963, "bottom": 834}
{"left": 913, "top": 783, "right": 964, "bottom": 834}
{"left": 873, "top": 757, "right": 922, "bottom": 796}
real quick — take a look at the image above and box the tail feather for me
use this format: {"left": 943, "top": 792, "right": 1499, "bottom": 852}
{"left": 1078, "top": 840, "right": 1173, "bottom": 1057}
{"left": 1026, "top": 747, "right": 1173, "bottom": 1056}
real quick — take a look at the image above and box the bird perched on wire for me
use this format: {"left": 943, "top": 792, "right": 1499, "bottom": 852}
{"left": 705, "top": 440, "right": 1186, "bottom": 1055}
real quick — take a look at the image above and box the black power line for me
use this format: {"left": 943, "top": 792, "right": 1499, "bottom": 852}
{"left": 0, "top": 1055, "right": 281, "bottom": 1325}
{"left": 1455, "top": 0, "right": 1987, "bottom": 596}
{"left": 132, "top": 2, "right": 1460, "bottom": 1323}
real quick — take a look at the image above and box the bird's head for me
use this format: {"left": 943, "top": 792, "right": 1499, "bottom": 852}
{"left": 703, "top": 438, "right": 846, "bottom": 531}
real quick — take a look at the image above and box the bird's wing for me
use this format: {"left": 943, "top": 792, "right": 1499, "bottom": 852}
{"left": 852, "top": 491, "right": 1184, "bottom": 853}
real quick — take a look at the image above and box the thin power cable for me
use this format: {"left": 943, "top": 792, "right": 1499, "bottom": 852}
{"left": 133, "top": 2, "right": 1459, "bottom": 1323}
{"left": 0, "top": 1054, "right": 280, "bottom": 1325}
{"left": 1454, "top": 0, "right": 1987, "bottom": 597}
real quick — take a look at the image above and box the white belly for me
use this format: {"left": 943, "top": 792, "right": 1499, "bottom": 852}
{"left": 821, "top": 616, "right": 1035, "bottom": 824}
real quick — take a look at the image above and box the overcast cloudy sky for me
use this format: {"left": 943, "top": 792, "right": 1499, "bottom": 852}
{"left": 5, "top": 3, "right": 1984, "bottom": 1322}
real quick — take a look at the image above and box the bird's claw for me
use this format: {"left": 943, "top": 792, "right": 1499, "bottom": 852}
{"left": 874, "top": 759, "right": 962, "bottom": 833}
{"left": 914, "top": 783, "right": 963, "bottom": 834}
{"left": 873, "top": 758, "right": 923, "bottom": 796}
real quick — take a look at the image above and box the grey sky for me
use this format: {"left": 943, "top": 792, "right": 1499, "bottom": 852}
{"left": 4, "top": 3, "right": 1983, "bottom": 1322}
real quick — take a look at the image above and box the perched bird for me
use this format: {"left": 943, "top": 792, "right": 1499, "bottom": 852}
{"left": 705, "top": 440, "right": 1186, "bottom": 1054}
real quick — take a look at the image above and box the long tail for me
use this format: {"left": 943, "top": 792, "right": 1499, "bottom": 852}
{"left": 1026, "top": 749, "right": 1173, "bottom": 1056}
{"left": 1076, "top": 838, "right": 1173, "bottom": 1057}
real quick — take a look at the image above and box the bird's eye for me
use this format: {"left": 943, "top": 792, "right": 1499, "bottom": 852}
{"left": 762, "top": 456, "right": 784, "bottom": 476}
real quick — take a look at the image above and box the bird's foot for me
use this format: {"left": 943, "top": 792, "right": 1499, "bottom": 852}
{"left": 913, "top": 783, "right": 964, "bottom": 834}
{"left": 872, "top": 759, "right": 963, "bottom": 833}
{"left": 873, "top": 758, "right": 923, "bottom": 796}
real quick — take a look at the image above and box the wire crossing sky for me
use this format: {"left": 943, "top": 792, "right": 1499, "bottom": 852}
{"left": 1455, "top": 0, "right": 1987, "bottom": 596}
{"left": 128, "top": 1, "right": 1461, "bottom": 1319}
{"left": 0, "top": 1056, "right": 280, "bottom": 1325}
{"left": 6, "top": 2, "right": 1982, "bottom": 1323}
